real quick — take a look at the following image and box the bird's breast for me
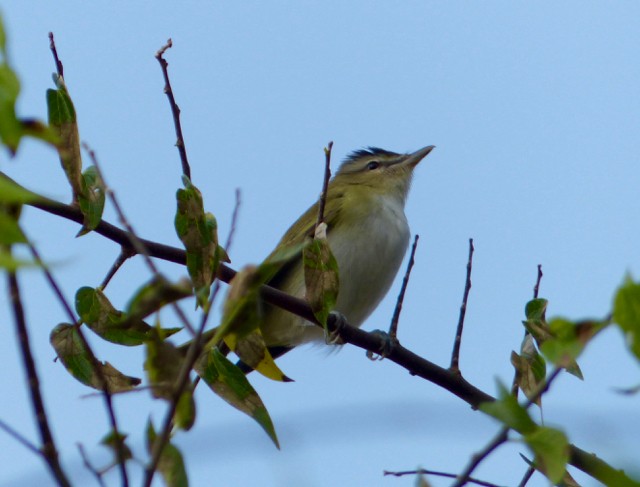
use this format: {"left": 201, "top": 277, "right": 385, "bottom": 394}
{"left": 328, "top": 194, "right": 410, "bottom": 327}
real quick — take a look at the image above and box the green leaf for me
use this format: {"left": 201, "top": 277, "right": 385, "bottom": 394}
{"left": 303, "top": 223, "right": 339, "bottom": 328}
{"left": 540, "top": 318, "right": 607, "bottom": 380}
{"left": 146, "top": 420, "right": 189, "bottom": 487}
{"left": 144, "top": 329, "right": 185, "bottom": 400}
{"left": 613, "top": 276, "right": 640, "bottom": 360}
{"left": 75, "top": 286, "right": 181, "bottom": 346}
{"left": 213, "top": 265, "right": 290, "bottom": 382}
{"left": 194, "top": 348, "right": 280, "bottom": 448}
{"left": 100, "top": 430, "right": 133, "bottom": 463}
{"left": 125, "top": 276, "right": 192, "bottom": 322}
{"left": 0, "top": 14, "right": 6, "bottom": 55}
{"left": 76, "top": 165, "right": 105, "bottom": 236}
{"left": 175, "top": 178, "right": 223, "bottom": 309}
{"left": 0, "top": 62, "right": 23, "bottom": 153}
{"left": 50, "top": 323, "right": 140, "bottom": 392}
{"left": 479, "top": 382, "right": 537, "bottom": 434}
{"left": 175, "top": 385, "right": 196, "bottom": 431}
{"left": 0, "top": 210, "right": 26, "bottom": 245}
{"left": 0, "top": 176, "right": 39, "bottom": 204}
{"left": 0, "top": 249, "right": 35, "bottom": 270}
{"left": 47, "top": 77, "right": 83, "bottom": 200}
{"left": 525, "top": 298, "right": 548, "bottom": 321}
{"left": 524, "top": 426, "right": 569, "bottom": 483}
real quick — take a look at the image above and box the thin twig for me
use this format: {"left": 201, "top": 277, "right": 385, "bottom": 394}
{"left": 7, "top": 269, "right": 71, "bottom": 487}
{"left": 155, "top": 39, "right": 191, "bottom": 180}
{"left": 144, "top": 191, "right": 242, "bottom": 486}
{"left": 27, "top": 241, "right": 129, "bottom": 487}
{"left": 100, "top": 247, "right": 136, "bottom": 290}
{"left": 77, "top": 443, "right": 107, "bottom": 487}
{"left": 0, "top": 418, "right": 42, "bottom": 457}
{"left": 385, "top": 468, "right": 503, "bottom": 487}
{"left": 450, "top": 238, "right": 474, "bottom": 372}
{"left": 48, "top": 32, "right": 64, "bottom": 78}
{"left": 533, "top": 264, "right": 543, "bottom": 299}
{"left": 316, "top": 141, "right": 333, "bottom": 227}
{"left": 517, "top": 466, "right": 536, "bottom": 487}
{"left": 83, "top": 142, "right": 197, "bottom": 336}
{"left": 388, "top": 234, "right": 419, "bottom": 338}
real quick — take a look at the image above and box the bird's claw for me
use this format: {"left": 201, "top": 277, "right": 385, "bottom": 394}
{"left": 366, "top": 330, "right": 399, "bottom": 361}
{"left": 324, "top": 311, "right": 347, "bottom": 345}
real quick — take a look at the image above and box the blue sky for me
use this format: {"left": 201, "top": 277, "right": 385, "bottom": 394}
{"left": 1, "top": 3, "right": 639, "bottom": 486}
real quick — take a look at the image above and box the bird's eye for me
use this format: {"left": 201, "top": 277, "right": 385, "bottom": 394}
{"left": 366, "top": 161, "right": 380, "bottom": 170}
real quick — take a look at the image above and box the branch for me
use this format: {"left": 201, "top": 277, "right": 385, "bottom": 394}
{"left": 7, "top": 268, "right": 71, "bottom": 487}
{"left": 316, "top": 141, "right": 333, "bottom": 227}
{"left": 388, "top": 234, "right": 419, "bottom": 338}
{"left": 8, "top": 175, "right": 637, "bottom": 485}
{"left": 155, "top": 39, "right": 191, "bottom": 179}
{"left": 450, "top": 238, "right": 474, "bottom": 372}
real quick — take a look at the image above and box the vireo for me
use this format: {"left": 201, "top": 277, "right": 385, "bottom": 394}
{"left": 260, "top": 145, "right": 434, "bottom": 357}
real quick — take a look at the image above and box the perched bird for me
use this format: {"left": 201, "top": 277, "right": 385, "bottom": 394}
{"left": 257, "top": 145, "right": 434, "bottom": 358}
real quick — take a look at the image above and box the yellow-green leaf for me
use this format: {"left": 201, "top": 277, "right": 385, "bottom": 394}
{"left": 47, "top": 76, "right": 83, "bottom": 200}
{"left": 76, "top": 165, "right": 105, "bottom": 236}
{"left": 146, "top": 420, "right": 189, "bottom": 487}
{"left": 613, "top": 276, "right": 640, "bottom": 360}
{"left": 144, "top": 329, "right": 185, "bottom": 400}
{"left": 100, "top": 431, "right": 133, "bottom": 463}
{"left": 479, "top": 382, "right": 537, "bottom": 434}
{"left": 50, "top": 323, "right": 140, "bottom": 392}
{"left": 194, "top": 348, "right": 279, "bottom": 448}
{"left": 175, "top": 177, "right": 223, "bottom": 309}
{"left": 303, "top": 223, "right": 339, "bottom": 329}
{"left": 76, "top": 286, "right": 181, "bottom": 346}
{"left": 525, "top": 426, "right": 569, "bottom": 484}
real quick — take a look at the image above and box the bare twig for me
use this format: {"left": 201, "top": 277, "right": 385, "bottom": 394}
{"left": 388, "top": 234, "right": 419, "bottom": 338}
{"left": 385, "top": 468, "right": 502, "bottom": 487}
{"left": 7, "top": 269, "right": 71, "bottom": 487}
{"left": 100, "top": 247, "right": 136, "bottom": 290}
{"left": 27, "top": 241, "right": 129, "bottom": 487}
{"left": 155, "top": 39, "right": 191, "bottom": 180}
{"left": 517, "top": 465, "right": 536, "bottom": 487}
{"left": 316, "top": 141, "right": 333, "bottom": 227}
{"left": 533, "top": 264, "right": 543, "bottom": 299}
{"left": 450, "top": 238, "right": 474, "bottom": 372}
{"left": 48, "top": 32, "right": 64, "bottom": 78}
{"left": 77, "top": 443, "right": 107, "bottom": 487}
{"left": 0, "top": 418, "right": 42, "bottom": 457}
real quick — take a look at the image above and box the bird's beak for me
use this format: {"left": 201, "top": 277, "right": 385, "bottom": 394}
{"left": 402, "top": 145, "right": 435, "bottom": 168}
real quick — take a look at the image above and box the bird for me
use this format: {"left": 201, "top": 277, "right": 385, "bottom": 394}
{"left": 253, "top": 145, "right": 435, "bottom": 360}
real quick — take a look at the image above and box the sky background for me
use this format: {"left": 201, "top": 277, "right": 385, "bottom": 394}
{"left": 1, "top": 2, "right": 639, "bottom": 486}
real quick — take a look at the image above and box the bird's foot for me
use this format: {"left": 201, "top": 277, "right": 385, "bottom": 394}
{"left": 324, "top": 311, "right": 348, "bottom": 345}
{"left": 366, "top": 330, "right": 399, "bottom": 361}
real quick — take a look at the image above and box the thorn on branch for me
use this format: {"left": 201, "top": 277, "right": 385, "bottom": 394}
{"left": 450, "top": 238, "right": 474, "bottom": 373}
